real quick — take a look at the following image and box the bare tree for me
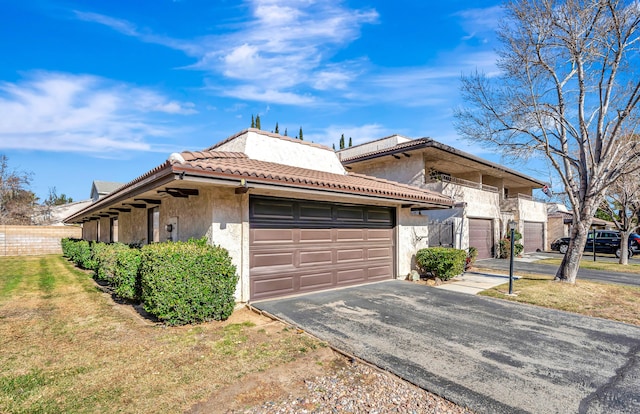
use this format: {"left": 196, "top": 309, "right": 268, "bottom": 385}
{"left": 599, "top": 166, "right": 640, "bottom": 264}
{"left": 455, "top": 0, "right": 640, "bottom": 283}
{"left": 0, "top": 155, "right": 35, "bottom": 225}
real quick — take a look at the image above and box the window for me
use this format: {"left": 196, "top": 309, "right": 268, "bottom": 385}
{"left": 147, "top": 207, "right": 160, "bottom": 243}
{"left": 110, "top": 217, "right": 119, "bottom": 243}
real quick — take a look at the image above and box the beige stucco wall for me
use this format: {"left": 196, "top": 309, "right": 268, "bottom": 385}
{"left": 547, "top": 217, "right": 567, "bottom": 250}
{"left": 98, "top": 217, "right": 111, "bottom": 243}
{"left": 118, "top": 208, "right": 147, "bottom": 245}
{"left": 347, "top": 156, "right": 425, "bottom": 188}
{"left": 397, "top": 208, "right": 430, "bottom": 277}
{"left": 82, "top": 220, "right": 98, "bottom": 241}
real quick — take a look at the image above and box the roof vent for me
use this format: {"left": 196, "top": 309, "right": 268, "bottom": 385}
{"left": 167, "top": 152, "right": 185, "bottom": 164}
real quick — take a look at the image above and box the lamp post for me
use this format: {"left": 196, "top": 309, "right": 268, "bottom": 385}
{"left": 508, "top": 220, "right": 517, "bottom": 295}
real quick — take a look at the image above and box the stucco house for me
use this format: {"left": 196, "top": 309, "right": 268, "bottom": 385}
{"left": 65, "top": 129, "right": 453, "bottom": 302}
{"left": 338, "top": 135, "right": 548, "bottom": 259}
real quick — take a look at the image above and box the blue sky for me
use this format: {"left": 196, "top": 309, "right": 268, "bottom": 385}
{"left": 1, "top": 0, "right": 548, "bottom": 202}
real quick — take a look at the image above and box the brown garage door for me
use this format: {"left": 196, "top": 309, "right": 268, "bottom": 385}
{"left": 249, "top": 196, "right": 395, "bottom": 300}
{"left": 524, "top": 221, "right": 544, "bottom": 253}
{"left": 469, "top": 218, "right": 494, "bottom": 260}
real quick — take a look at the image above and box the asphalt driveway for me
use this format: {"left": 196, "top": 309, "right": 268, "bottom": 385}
{"left": 254, "top": 280, "right": 640, "bottom": 414}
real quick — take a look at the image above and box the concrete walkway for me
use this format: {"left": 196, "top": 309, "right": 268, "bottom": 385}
{"left": 435, "top": 272, "right": 518, "bottom": 294}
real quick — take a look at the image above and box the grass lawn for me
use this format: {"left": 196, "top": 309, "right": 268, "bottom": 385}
{"left": 479, "top": 274, "right": 640, "bottom": 326}
{"left": 535, "top": 257, "right": 640, "bottom": 274}
{"left": 0, "top": 255, "right": 334, "bottom": 413}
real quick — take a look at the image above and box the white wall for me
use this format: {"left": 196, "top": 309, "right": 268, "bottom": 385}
{"left": 215, "top": 130, "right": 346, "bottom": 175}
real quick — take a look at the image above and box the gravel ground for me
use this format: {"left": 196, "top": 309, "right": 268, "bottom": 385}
{"left": 232, "top": 360, "right": 473, "bottom": 414}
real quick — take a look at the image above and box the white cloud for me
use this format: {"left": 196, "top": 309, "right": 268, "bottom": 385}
{"left": 453, "top": 5, "right": 504, "bottom": 43}
{"left": 75, "top": 1, "right": 378, "bottom": 105}
{"left": 0, "top": 72, "right": 196, "bottom": 153}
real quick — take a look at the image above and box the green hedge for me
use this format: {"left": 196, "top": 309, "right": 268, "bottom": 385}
{"left": 92, "top": 242, "right": 131, "bottom": 283}
{"left": 139, "top": 241, "right": 238, "bottom": 326}
{"left": 416, "top": 247, "right": 467, "bottom": 280}
{"left": 61, "top": 238, "right": 93, "bottom": 269}
{"left": 113, "top": 248, "right": 142, "bottom": 301}
{"left": 61, "top": 238, "right": 238, "bottom": 325}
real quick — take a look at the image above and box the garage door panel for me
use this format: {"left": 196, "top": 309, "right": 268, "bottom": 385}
{"left": 252, "top": 277, "right": 295, "bottom": 300}
{"left": 299, "top": 272, "right": 334, "bottom": 290}
{"left": 336, "top": 206, "right": 365, "bottom": 221}
{"left": 299, "top": 229, "right": 333, "bottom": 242}
{"left": 368, "top": 264, "right": 393, "bottom": 278}
{"left": 337, "top": 268, "right": 367, "bottom": 283}
{"left": 367, "top": 209, "right": 394, "bottom": 224}
{"left": 368, "top": 247, "right": 392, "bottom": 259}
{"left": 252, "top": 200, "right": 295, "bottom": 220}
{"left": 299, "top": 250, "right": 333, "bottom": 266}
{"left": 252, "top": 228, "right": 295, "bottom": 243}
{"left": 252, "top": 251, "right": 295, "bottom": 268}
{"left": 368, "top": 229, "right": 394, "bottom": 241}
{"left": 337, "top": 229, "right": 365, "bottom": 241}
{"left": 469, "top": 218, "right": 494, "bottom": 260}
{"left": 299, "top": 204, "right": 333, "bottom": 221}
{"left": 524, "top": 221, "right": 544, "bottom": 253}
{"left": 337, "top": 249, "right": 365, "bottom": 262}
{"left": 250, "top": 197, "right": 395, "bottom": 300}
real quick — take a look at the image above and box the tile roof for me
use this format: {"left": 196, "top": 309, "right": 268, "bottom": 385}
{"left": 172, "top": 153, "right": 453, "bottom": 206}
{"left": 65, "top": 149, "right": 452, "bottom": 223}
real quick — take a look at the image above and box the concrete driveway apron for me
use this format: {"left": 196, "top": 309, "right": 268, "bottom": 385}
{"left": 254, "top": 280, "right": 640, "bottom": 414}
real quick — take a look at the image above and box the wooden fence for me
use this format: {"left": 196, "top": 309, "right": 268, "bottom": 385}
{"left": 0, "top": 225, "right": 82, "bottom": 256}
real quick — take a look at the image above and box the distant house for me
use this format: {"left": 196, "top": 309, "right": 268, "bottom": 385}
{"left": 338, "top": 135, "right": 549, "bottom": 259}
{"left": 547, "top": 203, "right": 614, "bottom": 249}
{"left": 90, "top": 181, "right": 124, "bottom": 202}
{"left": 66, "top": 129, "right": 452, "bottom": 302}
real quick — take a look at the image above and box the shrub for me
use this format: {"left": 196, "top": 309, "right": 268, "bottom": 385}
{"left": 466, "top": 246, "right": 478, "bottom": 270}
{"left": 140, "top": 241, "right": 238, "bottom": 325}
{"left": 62, "top": 238, "right": 93, "bottom": 269}
{"left": 113, "top": 247, "right": 142, "bottom": 301}
{"left": 92, "top": 242, "right": 130, "bottom": 283}
{"left": 416, "top": 247, "right": 467, "bottom": 280}
{"left": 498, "top": 230, "right": 524, "bottom": 258}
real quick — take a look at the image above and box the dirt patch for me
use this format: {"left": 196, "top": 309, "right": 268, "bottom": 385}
{"left": 188, "top": 345, "right": 340, "bottom": 413}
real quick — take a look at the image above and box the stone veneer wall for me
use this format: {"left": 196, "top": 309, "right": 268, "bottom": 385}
{"left": 0, "top": 225, "right": 82, "bottom": 256}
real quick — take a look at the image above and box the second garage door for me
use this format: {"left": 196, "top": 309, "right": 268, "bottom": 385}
{"left": 469, "top": 218, "right": 494, "bottom": 260}
{"left": 249, "top": 196, "right": 395, "bottom": 300}
{"left": 524, "top": 221, "right": 544, "bottom": 253}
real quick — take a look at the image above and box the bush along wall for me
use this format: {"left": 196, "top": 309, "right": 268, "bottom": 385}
{"left": 498, "top": 230, "right": 524, "bottom": 259}
{"left": 61, "top": 237, "right": 238, "bottom": 325}
{"left": 139, "top": 240, "right": 238, "bottom": 326}
{"left": 61, "top": 238, "right": 93, "bottom": 270}
{"left": 416, "top": 247, "right": 467, "bottom": 280}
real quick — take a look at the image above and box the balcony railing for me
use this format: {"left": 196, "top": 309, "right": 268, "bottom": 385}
{"left": 428, "top": 174, "right": 499, "bottom": 193}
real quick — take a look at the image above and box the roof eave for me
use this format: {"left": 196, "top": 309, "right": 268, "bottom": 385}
{"left": 64, "top": 163, "right": 175, "bottom": 224}
{"left": 172, "top": 165, "right": 453, "bottom": 209}
{"left": 342, "top": 139, "right": 548, "bottom": 188}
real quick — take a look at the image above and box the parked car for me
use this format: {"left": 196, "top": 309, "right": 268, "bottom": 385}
{"left": 551, "top": 230, "right": 640, "bottom": 258}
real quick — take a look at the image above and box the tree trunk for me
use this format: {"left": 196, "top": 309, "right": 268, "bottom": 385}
{"left": 555, "top": 221, "right": 590, "bottom": 283}
{"left": 619, "top": 230, "right": 630, "bottom": 265}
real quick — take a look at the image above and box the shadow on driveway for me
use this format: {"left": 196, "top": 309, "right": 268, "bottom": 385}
{"left": 254, "top": 280, "right": 640, "bottom": 414}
